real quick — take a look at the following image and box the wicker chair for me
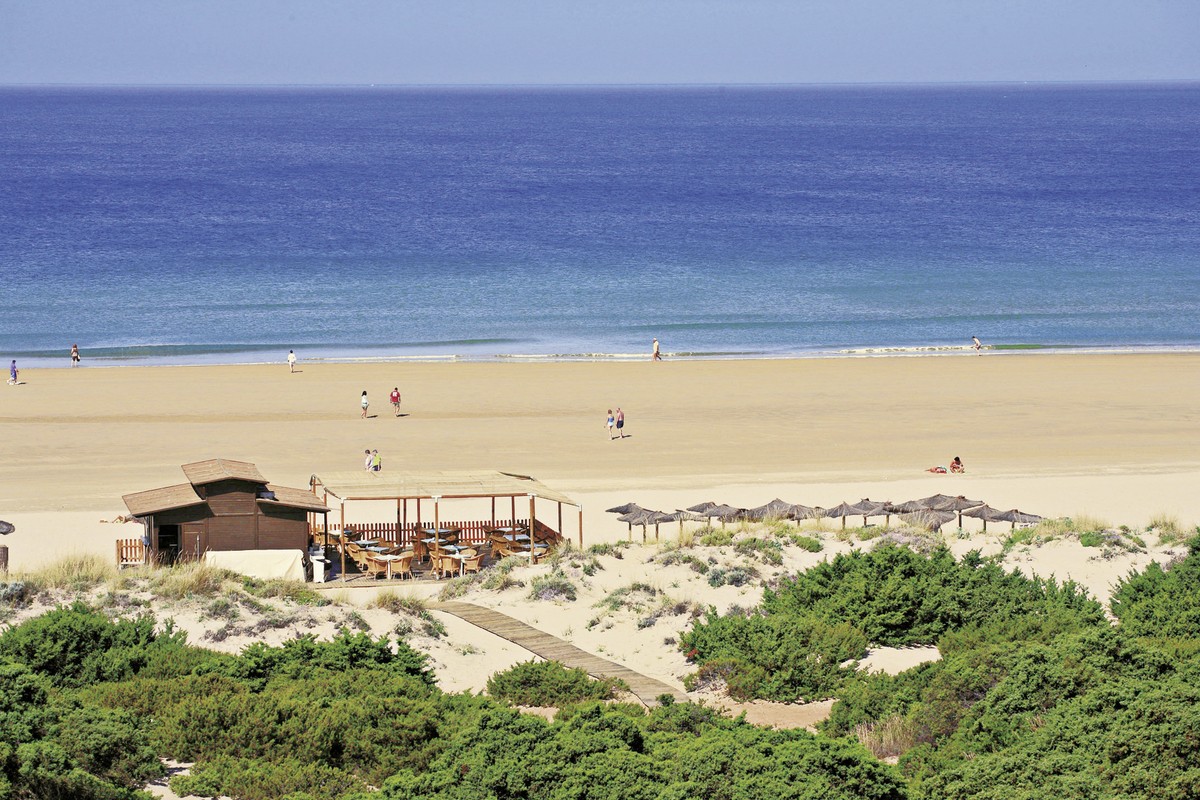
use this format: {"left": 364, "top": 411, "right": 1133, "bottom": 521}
{"left": 390, "top": 554, "right": 415, "bottom": 581}
{"left": 364, "top": 555, "right": 389, "bottom": 580}
{"left": 460, "top": 552, "right": 484, "bottom": 576}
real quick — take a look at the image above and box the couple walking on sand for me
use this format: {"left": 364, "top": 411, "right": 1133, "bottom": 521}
{"left": 605, "top": 407, "right": 626, "bottom": 439}
{"left": 360, "top": 387, "right": 403, "bottom": 418}
{"left": 363, "top": 449, "right": 382, "bottom": 471}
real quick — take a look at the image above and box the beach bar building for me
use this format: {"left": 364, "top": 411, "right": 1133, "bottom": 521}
{"left": 121, "top": 459, "right": 329, "bottom": 570}
{"left": 309, "top": 470, "right": 582, "bottom": 580}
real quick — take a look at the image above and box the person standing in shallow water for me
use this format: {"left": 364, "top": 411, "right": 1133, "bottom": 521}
{"left": 652, "top": 338, "right": 662, "bottom": 361}
{"left": 360, "top": 390, "right": 369, "bottom": 418}
{"left": 70, "top": 344, "right": 80, "bottom": 367}
{"left": 972, "top": 336, "right": 982, "bottom": 354}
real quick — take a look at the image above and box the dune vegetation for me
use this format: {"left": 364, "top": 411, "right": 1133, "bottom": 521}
{"left": 0, "top": 522, "right": 1196, "bottom": 799}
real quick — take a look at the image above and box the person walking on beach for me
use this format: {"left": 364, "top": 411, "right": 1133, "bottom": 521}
{"left": 7, "top": 360, "right": 17, "bottom": 385}
{"left": 364, "top": 449, "right": 373, "bottom": 471}
{"left": 360, "top": 390, "right": 369, "bottom": 418}
{"left": 652, "top": 338, "right": 662, "bottom": 361}
{"left": 972, "top": 336, "right": 982, "bottom": 354}
{"left": 606, "top": 409, "right": 616, "bottom": 439}
{"left": 390, "top": 386, "right": 401, "bottom": 416}
{"left": 287, "top": 349, "right": 297, "bottom": 373}
{"left": 70, "top": 344, "right": 80, "bottom": 367}
{"left": 615, "top": 407, "right": 626, "bottom": 438}
{"left": 371, "top": 449, "right": 382, "bottom": 472}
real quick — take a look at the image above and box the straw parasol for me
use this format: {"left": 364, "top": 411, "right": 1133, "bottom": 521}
{"left": 616, "top": 507, "right": 654, "bottom": 534}
{"left": 852, "top": 498, "right": 891, "bottom": 526}
{"left": 0, "top": 521, "right": 13, "bottom": 535}
{"left": 960, "top": 504, "right": 1008, "bottom": 533}
{"left": 747, "top": 498, "right": 795, "bottom": 521}
{"left": 998, "top": 509, "right": 1044, "bottom": 530}
{"left": 787, "top": 503, "right": 820, "bottom": 521}
{"left": 900, "top": 509, "right": 957, "bottom": 531}
{"left": 886, "top": 499, "right": 930, "bottom": 514}
{"left": 706, "top": 504, "right": 747, "bottom": 527}
{"left": 824, "top": 501, "right": 860, "bottom": 529}
{"left": 686, "top": 501, "right": 719, "bottom": 515}
{"left": 606, "top": 503, "right": 645, "bottom": 515}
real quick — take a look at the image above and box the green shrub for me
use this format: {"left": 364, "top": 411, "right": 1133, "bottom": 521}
{"left": 706, "top": 566, "right": 757, "bottom": 587}
{"left": 529, "top": 573, "right": 577, "bottom": 602}
{"left": 790, "top": 534, "right": 824, "bottom": 552}
{"left": 734, "top": 537, "right": 784, "bottom": 565}
{"left": 1111, "top": 541, "right": 1200, "bottom": 639}
{"left": 699, "top": 528, "right": 734, "bottom": 547}
{"left": 486, "top": 660, "right": 626, "bottom": 706}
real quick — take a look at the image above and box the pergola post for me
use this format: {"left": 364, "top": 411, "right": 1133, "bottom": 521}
{"left": 511, "top": 496, "right": 517, "bottom": 525}
{"left": 491, "top": 497, "right": 496, "bottom": 526}
{"left": 339, "top": 501, "right": 347, "bottom": 582}
{"left": 528, "top": 494, "right": 536, "bottom": 564}
{"left": 578, "top": 505, "right": 583, "bottom": 549}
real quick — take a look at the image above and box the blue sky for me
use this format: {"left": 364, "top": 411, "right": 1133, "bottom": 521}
{"left": 2, "top": 0, "right": 1198, "bottom": 85}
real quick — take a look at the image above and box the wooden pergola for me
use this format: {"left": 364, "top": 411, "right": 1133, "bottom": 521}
{"left": 309, "top": 470, "right": 582, "bottom": 580}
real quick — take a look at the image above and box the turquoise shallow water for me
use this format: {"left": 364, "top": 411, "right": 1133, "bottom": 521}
{"left": 2, "top": 84, "right": 1198, "bottom": 367}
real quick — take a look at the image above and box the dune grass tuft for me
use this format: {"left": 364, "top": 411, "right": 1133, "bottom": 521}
{"left": 148, "top": 562, "right": 237, "bottom": 599}
{"left": 18, "top": 554, "right": 117, "bottom": 593}
{"left": 1147, "top": 513, "right": 1190, "bottom": 544}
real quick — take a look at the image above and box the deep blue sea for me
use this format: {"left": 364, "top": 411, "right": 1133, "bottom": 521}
{"left": 2, "top": 84, "right": 1198, "bottom": 367}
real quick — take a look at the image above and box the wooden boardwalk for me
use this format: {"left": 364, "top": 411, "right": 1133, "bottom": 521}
{"left": 432, "top": 601, "right": 688, "bottom": 706}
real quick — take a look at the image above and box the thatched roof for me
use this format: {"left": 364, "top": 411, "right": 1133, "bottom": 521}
{"left": 709, "top": 504, "right": 747, "bottom": 522}
{"left": 916, "top": 494, "right": 984, "bottom": 512}
{"left": 999, "top": 509, "right": 1044, "bottom": 525}
{"left": 311, "top": 470, "right": 577, "bottom": 507}
{"left": 961, "top": 504, "right": 1008, "bottom": 522}
{"left": 686, "top": 501, "right": 719, "bottom": 514}
{"left": 606, "top": 503, "right": 645, "bottom": 515}
{"left": 850, "top": 499, "right": 890, "bottom": 517}
{"left": 747, "top": 498, "right": 794, "bottom": 521}
{"left": 887, "top": 499, "right": 931, "bottom": 513}
{"left": 181, "top": 459, "right": 267, "bottom": 486}
{"left": 788, "top": 504, "right": 820, "bottom": 520}
{"left": 617, "top": 508, "right": 656, "bottom": 524}
{"left": 823, "top": 502, "right": 860, "bottom": 519}
{"left": 900, "top": 509, "right": 957, "bottom": 530}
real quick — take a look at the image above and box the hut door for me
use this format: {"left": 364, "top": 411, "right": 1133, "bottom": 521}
{"left": 180, "top": 522, "right": 206, "bottom": 562}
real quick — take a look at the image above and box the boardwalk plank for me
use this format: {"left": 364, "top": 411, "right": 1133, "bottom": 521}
{"left": 432, "top": 601, "right": 687, "bottom": 706}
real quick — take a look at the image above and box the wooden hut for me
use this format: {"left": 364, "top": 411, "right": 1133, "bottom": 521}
{"left": 122, "top": 459, "right": 328, "bottom": 566}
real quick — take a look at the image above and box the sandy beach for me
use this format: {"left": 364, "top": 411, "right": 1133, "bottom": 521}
{"left": 2, "top": 351, "right": 1199, "bottom": 742}
{"left": 2, "top": 352, "right": 1199, "bottom": 567}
